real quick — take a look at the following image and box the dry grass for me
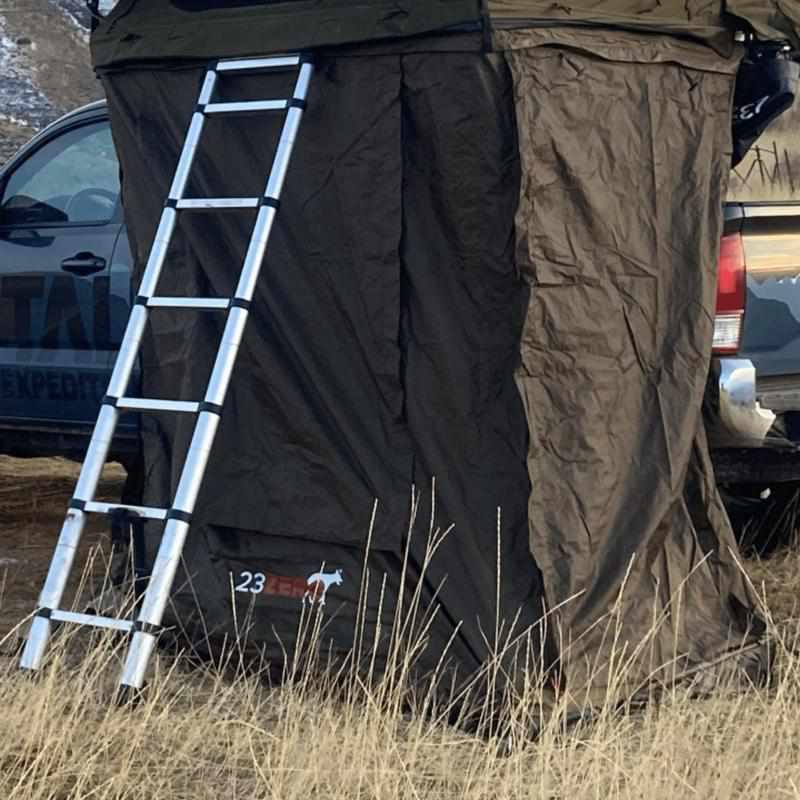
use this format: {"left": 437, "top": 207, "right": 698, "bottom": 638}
{"left": 3, "top": 616, "right": 800, "bottom": 798}
{"left": 3, "top": 457, "right": 800, "bottom": 799}
{"left": 748, "top": 550, "right": 800, "bottom": 626}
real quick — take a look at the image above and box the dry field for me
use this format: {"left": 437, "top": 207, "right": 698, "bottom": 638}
{"left": 2, "top": 455, "right": 800, "bottom": 799}
{"left": 0, "top": 456, "right": 125, "bottom": 636}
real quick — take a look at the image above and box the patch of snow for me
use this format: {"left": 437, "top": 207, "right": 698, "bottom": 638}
{"left": 47, "top": 0, "right": 90, "bottom": 40}
{"left": 47, "top": 0, "right": 120, "bottom": 31}
{"left": 0, "top": 558, "right": 19, "bottom": 567}
{"left": 0, "top": 15, "right": 56, "bottom": 129}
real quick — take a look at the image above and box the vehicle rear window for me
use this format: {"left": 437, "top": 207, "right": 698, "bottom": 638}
{"left": 728, "top": 100, "right": 800, "bottom": 202}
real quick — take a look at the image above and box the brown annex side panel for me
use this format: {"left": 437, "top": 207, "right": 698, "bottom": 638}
{"left": 502, "top": 28, "right": 768, "bottom": 698}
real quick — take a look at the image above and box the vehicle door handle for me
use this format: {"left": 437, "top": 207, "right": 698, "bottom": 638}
{"left": 61, "top": 252, "right": 107, "bottom": 276}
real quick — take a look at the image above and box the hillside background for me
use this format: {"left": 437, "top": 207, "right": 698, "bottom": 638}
{"left": 0, "top": 0, "right": 101, "bottom": 164}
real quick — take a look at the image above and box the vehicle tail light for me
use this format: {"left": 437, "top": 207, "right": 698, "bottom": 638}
{"left": 713, "top": 233, "right": 746, "bottom": 355}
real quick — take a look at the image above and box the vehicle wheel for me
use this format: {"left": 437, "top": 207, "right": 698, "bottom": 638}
{"left": 721, "top": 482, "right": 800, "bottom": 556}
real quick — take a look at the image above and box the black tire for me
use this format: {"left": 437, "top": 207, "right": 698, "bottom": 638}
{"left": 721, "top": 482, "right": 800, "bottom": 556}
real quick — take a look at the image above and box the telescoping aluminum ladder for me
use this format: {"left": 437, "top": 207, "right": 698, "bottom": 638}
{"left": 20, "top": 54, "right": 313, "bottom": 695}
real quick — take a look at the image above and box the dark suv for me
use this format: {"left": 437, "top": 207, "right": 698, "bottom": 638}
{"left": 0, "top": 100, "right": 136, "bottom": 463}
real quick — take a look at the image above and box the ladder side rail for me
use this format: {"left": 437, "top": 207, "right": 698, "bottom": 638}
{"left": 19, "top": 69, "right": 219, "bottom": 673}
{"left": 119, "top": 61, "right": 314, "bottom": 692}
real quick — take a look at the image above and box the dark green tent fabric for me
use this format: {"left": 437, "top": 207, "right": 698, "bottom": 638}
{"left": 101, "top": 48, "right": 555, "bottom": 698}
{"left": 91, "top": 0, "right": 484, "bottom": 67}
{"left": 91, "top": 0, "right": 800, "bottom": 69}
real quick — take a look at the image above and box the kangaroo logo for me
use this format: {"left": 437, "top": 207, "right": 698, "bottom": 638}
{"left": 304, "top": 568, "right": 344, "bottom": 607}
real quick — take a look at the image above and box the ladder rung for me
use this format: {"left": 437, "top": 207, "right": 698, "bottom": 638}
{"left": 84, "top": 502, "right": 168, "bottom": 521}
{"left": 116, "top": 398, "right": 200, "bottom": 414}
{"left": 205, "top": 100, "right": 287, "bottom": 115}
{"left": 176, "top": 198, "right": 260, "bottom": 210}
{"left": 216, "top": 55, "right": 300, "bottom": 73}
{"left": 50, "top": 610, "right": 134, "bottom": 634}
{"left": 147, "top": 297, "right": 230, "bottom": 310}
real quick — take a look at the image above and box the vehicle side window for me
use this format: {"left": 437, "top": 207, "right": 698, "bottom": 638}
{"left": 729, "top": 100, "right": 800, "bottom": 202}
{"left": 0, "top": 122, "right": 120, "bottom": 227}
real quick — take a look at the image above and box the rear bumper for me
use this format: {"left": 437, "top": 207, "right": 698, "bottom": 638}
{"left": 709, "top": 360, "right": 800, "bottom": 485}
{"left": 755, "top": 375, "right": 800, "bottom": 415}
{"left": 716, "top": 358, "right": 776, "bottom": 447}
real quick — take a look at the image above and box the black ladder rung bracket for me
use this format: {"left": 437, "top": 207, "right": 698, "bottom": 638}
{"left": 132, "top": 620, "right": 164, "bottom": 637}
{"left": 166, "top": 509, "right": 193, "bottom": 524}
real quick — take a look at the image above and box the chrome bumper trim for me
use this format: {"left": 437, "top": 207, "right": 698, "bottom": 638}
{"left": 718, "top": 358, "right": 776, "bottom": 446}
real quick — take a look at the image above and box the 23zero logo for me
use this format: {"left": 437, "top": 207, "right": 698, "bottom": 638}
{"left": 234, "top": 571, "right": 266, "bottom": 594}
{"left": 233, "top": 568, "right": 344, "bottom": 606}
{"left": 233, "top": 571, "right": 308, "bottom": 601}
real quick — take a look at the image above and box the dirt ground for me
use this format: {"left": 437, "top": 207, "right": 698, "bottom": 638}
{"left": 0, "top": 456, "right": 125, "bottom": 640}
